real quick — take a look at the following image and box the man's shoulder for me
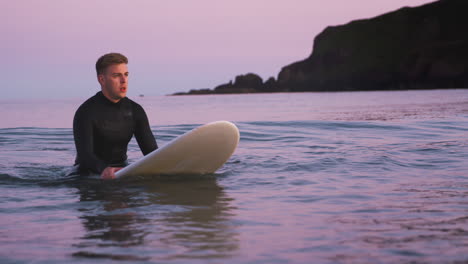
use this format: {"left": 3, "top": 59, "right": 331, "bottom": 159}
{"left": 125, "top": 97, "right": 144, "bottom": 112}
{"left": 76, "top": 93, "right": 100, "bottom": 113}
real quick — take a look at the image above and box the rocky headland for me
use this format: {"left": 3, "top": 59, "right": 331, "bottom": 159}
{"left": 173, "top": 0, "right": 468, "bottom": 95}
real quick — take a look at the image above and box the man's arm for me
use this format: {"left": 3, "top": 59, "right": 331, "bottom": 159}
{"left": 73, "top": 107, "right": 108, "bottom": 174}
{"left": 133, "top": 104, "right": 158, "bottom": 155}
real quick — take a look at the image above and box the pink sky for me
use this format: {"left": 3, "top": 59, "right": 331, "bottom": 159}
{"left": 2, "top": 0, "right": 435, "bottom": 99}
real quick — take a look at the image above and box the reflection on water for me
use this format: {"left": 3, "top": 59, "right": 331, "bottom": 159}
{"left": 73, "top": 177, "right": 238, "bottom": 262}
{"left": 326, "top": 181, "right": 468, "bottom": 263}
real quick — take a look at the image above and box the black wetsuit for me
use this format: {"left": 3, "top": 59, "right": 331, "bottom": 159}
{"left": 73, "top": 92, "right": 157, "bottom": 174}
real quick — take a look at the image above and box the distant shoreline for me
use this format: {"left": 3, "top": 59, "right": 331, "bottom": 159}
{"left": 170, "top": 86, "right": 468, "bottom": 96}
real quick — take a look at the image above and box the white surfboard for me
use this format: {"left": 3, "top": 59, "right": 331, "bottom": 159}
{"left": 115, "top": 121, "right": 240, "bottom": 178}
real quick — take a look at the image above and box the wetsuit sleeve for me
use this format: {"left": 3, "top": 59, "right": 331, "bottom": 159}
{"left": 73, "top": 106, "right": 108, "bottom": 173}
{"left": 133, "top": 104, "right": 158, "bottom": 155}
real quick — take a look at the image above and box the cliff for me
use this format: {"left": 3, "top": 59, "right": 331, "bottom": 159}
{"left": 173, "top": 0, "right": 468, "bottom": 95}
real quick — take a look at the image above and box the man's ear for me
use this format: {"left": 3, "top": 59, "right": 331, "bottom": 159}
{"left": 97, "top": 74, "right": 104, "bottom": 86}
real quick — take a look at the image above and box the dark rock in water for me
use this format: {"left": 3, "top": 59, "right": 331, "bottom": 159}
{"left": 234, "top": 73, "right": 263, "bottom": 90}
{"left": 214, "top": 73, "right": 264, "bottom": 94}
{"left": 261, "top": 77, "right": 282, "bottom": 93}
{"left": 172, "top": 0, "right": 468, "bottom": 95}
{"left": 172, "top": 88, "right": 213, "bottom": 96}
{"left": 278, "top": 0, "right": 468, "bottom": 91}
{"left": 174, "top": 73, "right": 278, "bottom": 95}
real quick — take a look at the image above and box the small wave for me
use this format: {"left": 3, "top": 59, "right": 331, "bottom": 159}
{"left": 0, "top": 173, "right": 24, "bottom": 184}
{"left": 242, "top": 120, "right": 408, "bottom": 130}
{"left": 72, "top": 251, "right": 150, "bottom": 261}
{"left": 0, "top": 166, "right": 81, "bottom": 186}
{"left": 152, "top": 124, "right": 200, "bottom": 142}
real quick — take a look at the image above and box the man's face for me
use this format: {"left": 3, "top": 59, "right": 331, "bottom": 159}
{"left": 98, "top": 63, "right": 129, "bottom": 102}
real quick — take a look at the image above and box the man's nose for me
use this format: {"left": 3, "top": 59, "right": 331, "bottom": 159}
{"left": 121, "top": 76, "right": 127, "bottom": 83}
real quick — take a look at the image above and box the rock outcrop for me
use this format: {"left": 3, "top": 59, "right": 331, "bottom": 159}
{"left": 277, "top": 0, "right": 468, "bottom": 91}
{"left": 175, "top": 73, "right": 280, "bottom": 95}
{"left": 214, "top": 73, "right": 263, "bottom": 94}
{"left": 173, "top": 0, "right": 468, "bottom": 95}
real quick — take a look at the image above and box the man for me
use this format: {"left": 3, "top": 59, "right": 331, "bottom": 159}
{"left": 73, "top": 53, "right": 158, "bottom": 179}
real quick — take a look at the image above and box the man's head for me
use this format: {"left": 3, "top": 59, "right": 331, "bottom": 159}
{"left": 96, "top": 53, "right": 129, "bottom": 103}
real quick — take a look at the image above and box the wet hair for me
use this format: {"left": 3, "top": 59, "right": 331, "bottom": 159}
{"left": 95, "top": 53, "right": 128, "bottom": 75}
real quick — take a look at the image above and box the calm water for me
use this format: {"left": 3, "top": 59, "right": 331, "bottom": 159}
{"left": 1, "top": 90, "right": 468, "bottom": 263}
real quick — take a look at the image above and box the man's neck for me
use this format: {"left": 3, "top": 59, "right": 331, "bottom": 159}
{"left": 101, "top": 91, "right": 122, "bottom": 103}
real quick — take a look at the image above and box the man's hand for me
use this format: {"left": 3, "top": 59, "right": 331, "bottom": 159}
{"left": 101, "top": 167, "right": 123, "bottom": 180}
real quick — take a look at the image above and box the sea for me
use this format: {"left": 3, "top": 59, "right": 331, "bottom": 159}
{"left": 0, "top": 89, "right": 467, "bottom": 264}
